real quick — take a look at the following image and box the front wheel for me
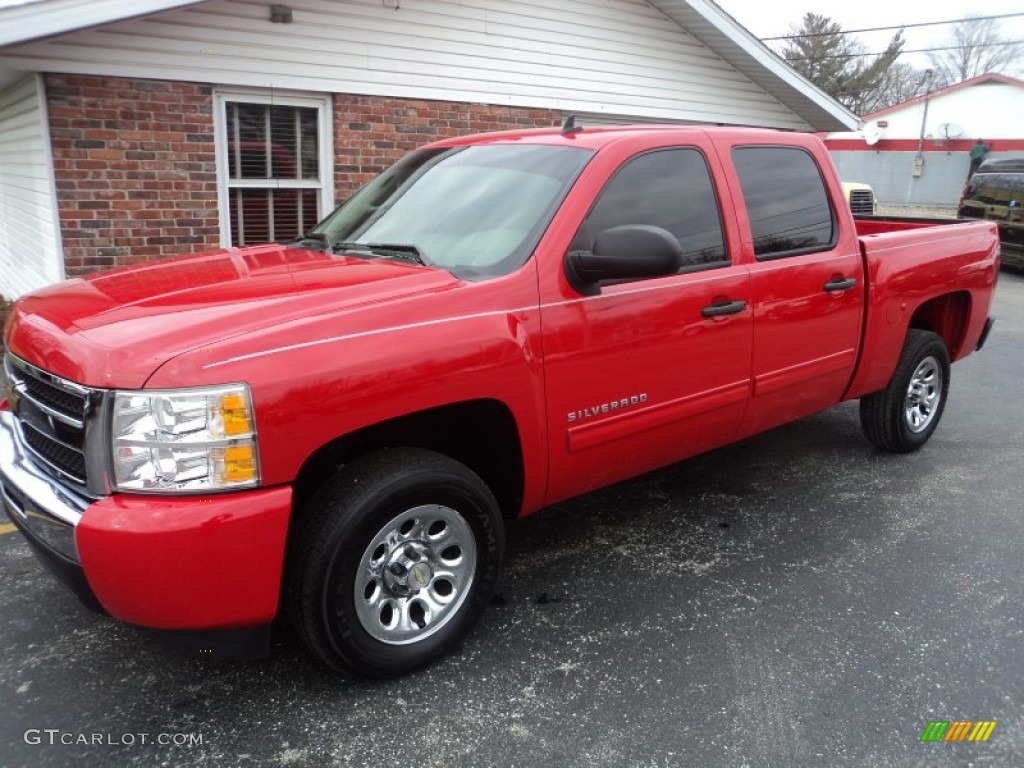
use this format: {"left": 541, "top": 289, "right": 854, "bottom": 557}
{"left": 286, "top": 448, "right": 504, "bottom": 677}
{"left": 859, "top": 329, "right": 951, "bottom": 453}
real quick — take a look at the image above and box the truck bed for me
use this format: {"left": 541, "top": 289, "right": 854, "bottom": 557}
{"left": 856, "top": 215, "right": 1020, "bottom": 271}
{"left": 853, "top": 215, "right": 968, "bottom": 236}
{"left": 844, "top": 216, "right": 1000, "bottom": 400}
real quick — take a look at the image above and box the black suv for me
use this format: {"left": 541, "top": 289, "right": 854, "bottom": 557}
{"left": 958, "top": 156, "right": 1024, "bottom": 271}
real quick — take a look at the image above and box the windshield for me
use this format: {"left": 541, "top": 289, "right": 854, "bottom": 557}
{"left": 310, "top": 144, "right": 593, "bottom": 279}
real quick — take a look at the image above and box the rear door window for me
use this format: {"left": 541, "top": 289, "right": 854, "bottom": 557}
{"left": 732, "top": 147, "right": 836, "bottom": 259}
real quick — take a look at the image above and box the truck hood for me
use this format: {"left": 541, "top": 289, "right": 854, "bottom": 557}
{"left": 5, "top": 244, "right": 458, "bottom": 388}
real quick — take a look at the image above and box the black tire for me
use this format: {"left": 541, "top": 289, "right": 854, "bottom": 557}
{"left": 285, "top": 448, "right": 504, "bottom": 677}
{"left": 859, "top": 329, "right": 951, "bottom": 453}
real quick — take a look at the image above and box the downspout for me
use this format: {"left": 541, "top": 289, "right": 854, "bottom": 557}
{"left": 913, "top": 69, "right": 934, "bottom": 178}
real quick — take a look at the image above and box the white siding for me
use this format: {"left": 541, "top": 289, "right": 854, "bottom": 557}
{"left": 0, "top": 0, "right": 812, "bottom": 130}
{"left": 829, "top": 82, "right": 1024, "bottom": 143}
{"left": 0, "top": 75, "right": 63, "bottom": 299}
{"left": 868, "top": 84, "right": 1024, "bottom": 141}
{"left": 0, "top": 0, "right": 203, "bottom": 48}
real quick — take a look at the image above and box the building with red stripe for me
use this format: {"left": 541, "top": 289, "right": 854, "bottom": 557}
{"left": 824, "top": 73, "right": 1024, "bottom": 207}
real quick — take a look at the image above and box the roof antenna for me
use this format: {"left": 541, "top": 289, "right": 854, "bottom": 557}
{"left": 561, "top": 114, "right": 583, "bottom": 136}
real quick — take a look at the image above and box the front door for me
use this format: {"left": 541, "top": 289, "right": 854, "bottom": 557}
{"left": 539, "top": 145, "right": 753, "bottom": 505}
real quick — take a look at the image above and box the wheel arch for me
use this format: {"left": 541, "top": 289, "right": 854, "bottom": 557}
{"left": 907, "top": 291, "right": 972, "bottom": 359}
{"left": 290, "top": 399, "right": 526, "bottom": 523}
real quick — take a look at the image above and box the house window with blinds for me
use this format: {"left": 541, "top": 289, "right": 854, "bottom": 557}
{"left": 215, "top": 93, "right": 333, "bottom": 246}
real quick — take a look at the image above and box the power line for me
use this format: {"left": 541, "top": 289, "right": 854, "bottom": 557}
{"left": 761, "top": 12, "right": 1024, "bottom": 41}
{"left": 785, "top": 39, "right": 1024, "bottom": 61}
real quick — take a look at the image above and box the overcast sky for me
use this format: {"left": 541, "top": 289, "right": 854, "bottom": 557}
{"left": 715, "top": 0, "right": 1024, "bottom": 75}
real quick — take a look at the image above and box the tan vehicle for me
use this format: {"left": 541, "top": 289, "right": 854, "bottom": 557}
{"left": 842, "top": 181, "right": 877, "bottom": 216}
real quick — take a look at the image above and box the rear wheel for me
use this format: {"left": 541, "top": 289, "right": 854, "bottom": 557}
{"left": 859, "top": 329, "right": 951, "bottom": 453}
{"left": 286, "top": 448, "right": 504, "bottom": 677}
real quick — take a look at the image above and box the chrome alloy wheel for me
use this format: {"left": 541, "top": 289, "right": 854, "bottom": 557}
{"left": 354, "top": 504, "right": 477, "bottom": 645}
{"left": 904, "top": 356, "right": 943, "bottom": 433}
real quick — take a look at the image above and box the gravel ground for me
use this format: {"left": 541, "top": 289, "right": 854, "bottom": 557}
{"left": 875, "top": 204, "right": 958, "bottom": 219}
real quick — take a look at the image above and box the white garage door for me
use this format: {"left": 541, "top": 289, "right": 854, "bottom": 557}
{"left": 0, "top": 74, "right": 63, "bottom": 299}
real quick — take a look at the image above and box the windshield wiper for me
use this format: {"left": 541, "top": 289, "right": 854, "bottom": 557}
{"left": 334, "top": 241, "right": 431, "bottom": 266}
{"left": 367, "top": 243, "right": 430, "bottom": 266}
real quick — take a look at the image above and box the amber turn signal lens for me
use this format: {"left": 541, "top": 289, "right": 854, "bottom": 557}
{"left": 222, "top": 445, "right": 256, "bottom": 483}
{"left": 221, "top": 392, "right": 253, "bottom": 436}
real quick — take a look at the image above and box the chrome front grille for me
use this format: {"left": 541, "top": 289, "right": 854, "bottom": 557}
{"left": 849, "top": 190, "right": 875, "bottom": 216}
{"left": 4, "top": 353, "right": 98, "bottom": 493}
{"left": 21, "top": 421, "right": 89, "bottom": 484}
{"left": 17, "top": 371, "right": 86, "bottom": 425}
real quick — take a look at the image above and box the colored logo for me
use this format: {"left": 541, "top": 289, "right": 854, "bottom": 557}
{"left": 921, "top": 720, "right": 997, "bottom": 742}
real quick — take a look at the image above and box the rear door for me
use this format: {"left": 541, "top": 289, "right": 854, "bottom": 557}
{"left": 717, "top": 142, "right": 865, "bottom": 437}
{"left": 539, "top": 141, "right": 753, "bottom": 504}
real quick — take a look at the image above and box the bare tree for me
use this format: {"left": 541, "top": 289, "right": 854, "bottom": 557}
{"left": 928, "top": 16, "right": 1023, "bottom": 85}
{"left": 861, "top": 63, "right": 933, "bottom": 113}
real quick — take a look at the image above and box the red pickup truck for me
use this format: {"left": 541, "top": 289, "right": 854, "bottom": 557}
{"left": 0, "top": 125, "right": 999, "bottom": 676}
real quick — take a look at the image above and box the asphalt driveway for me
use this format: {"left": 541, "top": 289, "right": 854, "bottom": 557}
{"left": 2, "top": 273, "right": 1022, "bottom": 767}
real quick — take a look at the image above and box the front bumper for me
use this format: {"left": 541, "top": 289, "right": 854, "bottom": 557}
{"left": 0, "top": 409, "right": 101, "bottom": 608}
{"left": 1, "top": 407, "right": 293, "bottom": 655}
{"left": 0, "top": 410, "right": 90, "bottom": 558}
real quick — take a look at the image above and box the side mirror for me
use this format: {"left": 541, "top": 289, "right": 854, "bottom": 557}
{"left": 565, "top": 225, "right": 682, "bottom": 295}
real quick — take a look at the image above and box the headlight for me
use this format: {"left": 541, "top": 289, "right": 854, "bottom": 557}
{"left": 112, "top": 384, "right": 259, "bottom": 492}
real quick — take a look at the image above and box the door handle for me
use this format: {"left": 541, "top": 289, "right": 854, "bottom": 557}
{"left": 823, "top": 277, "right": 857, "bottom": 292}
{"left": 701, "top": 299, "right": 747, "bottom": 318}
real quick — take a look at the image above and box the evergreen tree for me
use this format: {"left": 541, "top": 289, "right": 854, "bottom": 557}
{"left": 779, "top": 13, "right": 905, "bottom": 115}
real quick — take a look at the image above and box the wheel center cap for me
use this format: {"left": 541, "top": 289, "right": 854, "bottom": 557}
{"left": 409, "top": 562, "right": 432, "bottom": 590}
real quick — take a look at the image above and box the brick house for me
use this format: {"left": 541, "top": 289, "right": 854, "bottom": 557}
{"left": 0, "top": 0, "right": 855, "bottom": 298}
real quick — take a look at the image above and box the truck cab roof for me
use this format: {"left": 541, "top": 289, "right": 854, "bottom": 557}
{"left": 423, "top": 123, "right": 805, "bottom": 152}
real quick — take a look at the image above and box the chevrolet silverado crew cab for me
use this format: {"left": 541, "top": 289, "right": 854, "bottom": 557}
{"left": 1, "top": 125, "right": 999, "bottom": 677}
